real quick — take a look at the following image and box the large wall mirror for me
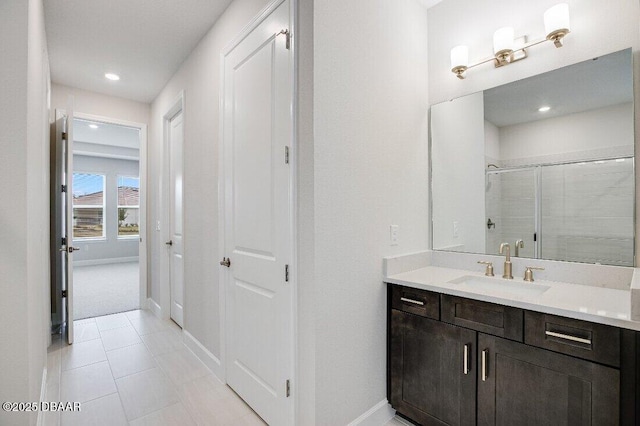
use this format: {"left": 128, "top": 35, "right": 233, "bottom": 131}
{"left": 431, "top": 48, "right": 635, "bottom": 266}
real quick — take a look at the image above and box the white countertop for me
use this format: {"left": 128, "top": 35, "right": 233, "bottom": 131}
{"left": 385, "top": 265, "right": 640, "bottom": 331}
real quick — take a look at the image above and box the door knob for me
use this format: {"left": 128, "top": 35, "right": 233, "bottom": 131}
{"left": 165, "top": 240, "right": 173, "bottom": 246}
{"left": 220, "top": 257, "right": 231, "bottom": 267}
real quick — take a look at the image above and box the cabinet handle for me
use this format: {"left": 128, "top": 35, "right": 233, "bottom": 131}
{"left": 463, "top": 344, "right": 470, "bottom": 375}
{"left": 481, "top": 349, "right": 488, "bottom": 381}
{"left": 545, "top": 330, "right": 591, "bottom": 345}
{"left": 400, "top": 297, "right": 424, "bottom": 306}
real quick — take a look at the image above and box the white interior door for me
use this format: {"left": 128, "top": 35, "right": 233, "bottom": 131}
{"left": 57, "top": 106, "right": 76, "bottom": 345}
{"left": 222, "top": 0, "right": 293, "bottom": 424}
{"left": 169, "top": 111, "right": 184, "bottom": 327}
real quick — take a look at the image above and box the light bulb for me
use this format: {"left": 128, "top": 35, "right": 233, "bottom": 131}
{"left": 544, "top": 3, "right": 570, "bottom": 37}
{"left": 450, "top": 45, "right": 469, "bottom": 69}
{"left": 493, "top": 27, "right": 514, "bottom": 56}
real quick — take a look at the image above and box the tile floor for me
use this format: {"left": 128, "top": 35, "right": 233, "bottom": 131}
{"left": 43, "top": 309, "right": 265, "bottom": 426}
{"left": 43, "top": 309, "right": 412, "bottom": 426}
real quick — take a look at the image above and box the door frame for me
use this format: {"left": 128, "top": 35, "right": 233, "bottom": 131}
{"left": 73, "top": 111, "right": 149, "bottom": 310}
{"left": 160, "top": 91, "right": 185, "bottom": 321}
{"left": 218, "top": 0, "right": 298, "bottom": 424}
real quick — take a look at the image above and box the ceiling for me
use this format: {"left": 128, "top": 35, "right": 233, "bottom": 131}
{"left": 74, "top": 118, "right": 140, "bottom": 149}
{"left": 44, "top": 0, "right": 233, "bottom": 103}
{"left": 418, "top": 0, "right": 444, "bottom": 9}
{"left": 484, "top": 49, "right": 633, "bottom": 127}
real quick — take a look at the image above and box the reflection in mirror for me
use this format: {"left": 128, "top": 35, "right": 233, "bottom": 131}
{"left": 431, "top": 49, "right": 634, "bottom": 266}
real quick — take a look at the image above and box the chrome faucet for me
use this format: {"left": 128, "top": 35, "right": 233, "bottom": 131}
{"left": 499, "top": 243, "right": 513, "bottom": 279}
{"left": 514, "top": 239, "right": 524, "bottom": 257}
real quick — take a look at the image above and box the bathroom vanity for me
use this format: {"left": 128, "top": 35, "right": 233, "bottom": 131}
{"left": 395, "top": 45, "right": 640, "bottom": 425}
{"left": 385, "top": 265, "right": 640, "bottom": 425}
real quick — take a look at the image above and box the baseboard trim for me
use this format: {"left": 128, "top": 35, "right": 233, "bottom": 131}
{"left": 74, "top": 257, "right": 139, "bottom": 267}
{"left": 147, "top": 298, "right": 162, "bottom": 318}
{"left": 36, "top": 367, "right": 47, "bottom": 426}
{"left": 348, "top": 399, "right": 396, "bottom": 426}
{"left": 183, "top": 330, "right": 223, "bottom": 380}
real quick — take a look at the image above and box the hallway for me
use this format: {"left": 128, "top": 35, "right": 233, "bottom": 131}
{"left": 43, "top": 310, "right": 264, "bottom": 426}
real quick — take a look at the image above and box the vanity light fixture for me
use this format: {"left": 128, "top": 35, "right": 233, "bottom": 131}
{"left": 538, "top": 106, "right": 551, "bottom": 112}
{"left": 450, "top": 3, "right": 570, "bottom": 79}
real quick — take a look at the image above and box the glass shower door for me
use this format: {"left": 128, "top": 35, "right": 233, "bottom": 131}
{"left": 486, "top": 168, "right": 537, "bottom": 258}
{"left": 540, "top": 158, "right": 634, "bottom": 266}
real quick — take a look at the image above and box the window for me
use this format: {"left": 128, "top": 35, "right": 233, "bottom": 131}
{"left": 73, "top": 173, "right": 105, "bottom": 239}
{"left": 117, "top": 176, "right": 140, "bottom": 237}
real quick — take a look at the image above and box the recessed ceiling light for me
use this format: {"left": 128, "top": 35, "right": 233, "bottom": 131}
{"left": 89, "top": 124, "right": 99, "bottom": 129}
{"left": 538, "top": 106, "right": 551, "bottom": 112}
{"left": 105, "top": 73, "right": 120, "bottom": 81}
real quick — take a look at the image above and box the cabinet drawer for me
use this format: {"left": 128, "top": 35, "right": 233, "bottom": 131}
{"left": 391, "top": 285, "right": 439, "bottom": 320}
{"left": 441, "top": 295, "right": 523, "bottom": 341}
{"left": 524, "top": 311, "right": 620, "bottom": 368}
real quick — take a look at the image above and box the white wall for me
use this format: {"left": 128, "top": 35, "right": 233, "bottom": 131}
{"left": 431, "top": 92, "right": 486, "bottom": 253}
{"left": 51, "top": 84, "right": 150, "bottom": 125}
{"left": 147, "top": 1, "right": 429, "bottom": 424}
{"left": 0, "top": 0, "right": 50, "bottom": 424}
{"left": 73, "top": 155, "right": 140, "bottom": 263}
{"left": 148, "top": 0, "right": 272, "bottom": 368}
{"left": 312, "top": 0, "right": 429, "bottom": 423}
{"left": 428, "top": 0, "right": 640, "bottom": 105}
{"left": 295, "top": 0, "right": 316, "bottom": 423}
{"left": 484, "top": 119, "right": 500, "bottom": 161}
{"left": 499, "top": 102, "right": 634, "bottom": 163}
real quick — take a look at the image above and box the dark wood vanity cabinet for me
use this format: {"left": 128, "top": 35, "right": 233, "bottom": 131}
{"left": 390, "top": 310, "right": 476, "bottom": 425}
{"left": 477, "top": 333, "right": 619, "bottom": 425}
{"left": 387, "top": 284, "right": 640, "bottom": 426}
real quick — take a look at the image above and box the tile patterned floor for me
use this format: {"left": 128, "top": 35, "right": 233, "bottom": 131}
{"left": 43, "top": 310, "right": 265, "bottom": 426}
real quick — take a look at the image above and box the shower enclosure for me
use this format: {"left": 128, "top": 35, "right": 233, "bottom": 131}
{"left": 485, "top": 157, "right": 634, "bottom": 266}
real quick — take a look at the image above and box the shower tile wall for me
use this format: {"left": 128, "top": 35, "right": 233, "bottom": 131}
{"left": 486, "top": 170, "right": 536, "bottom": 258}
{"left": 541, "top": 159, "right": 634, "bottom": 266}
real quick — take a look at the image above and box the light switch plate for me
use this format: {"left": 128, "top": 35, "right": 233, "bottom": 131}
{"left": 453, "top": 221, "right": 459, "bottom": 238}
{"left": 156, "top": 220, "right": 161, "bottom": 231}
{"left": 390, "top": 225, "right": 399, "bottom": 246}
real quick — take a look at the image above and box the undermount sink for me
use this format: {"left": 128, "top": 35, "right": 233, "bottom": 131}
{"left": 448, "top": 275, "right": 551, "bottom": 297}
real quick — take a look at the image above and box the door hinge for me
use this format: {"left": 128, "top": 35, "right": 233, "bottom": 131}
{"left": 61, "top": 237, "right": 67, "bottom": 245}
{"left": 285, "top": 264, "right": 289, "bottom": 282}
{"left": 61, "top": 131, "right": 67, "bottom": 141}
{"left": 277, "top": 29, "right": 290, "bottom": 50}
{"left": 61, "top": 290, "right": 67, "bottom": 298}
{"left": 286, "top": 379, "right": 291, "bottom": 397}
{"left": 533, "top": 232, "right": 537, "bottom": 242}
{"left": 285, "top": 146, "right": 290, "bottom": 164}
{"left": 61, "top": 184, "right": 67, "bottom": 193}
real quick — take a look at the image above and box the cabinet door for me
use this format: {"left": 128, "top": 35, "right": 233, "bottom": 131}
{"left": 390, "top": 310, "right": 476, "bottom": 426}
{"left": 477, "top": 333, "right": 619, "bottom": 426}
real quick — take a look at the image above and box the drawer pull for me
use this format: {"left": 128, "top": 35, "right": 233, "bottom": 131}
{"left": 400, "top": 297, "right": 424, "bottom": 306}
{"left": 463, "top": 344, "right": 470, "bottom": 375}
{"left": 545, "top": 331, "right": 591, "bottom": 345}
{"left": 481, "top": 349, "right": 488, "bottom": 381}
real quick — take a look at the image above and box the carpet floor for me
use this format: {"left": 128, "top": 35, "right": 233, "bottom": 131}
{"left": 73, "top": 262, "right": 140, "bottom": 319}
